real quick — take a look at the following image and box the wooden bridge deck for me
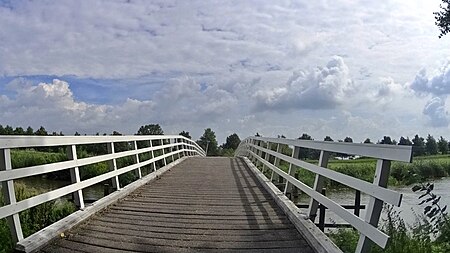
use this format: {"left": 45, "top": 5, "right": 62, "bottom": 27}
{"left": 39, "top": 157, "right": 314, "bottom": 253}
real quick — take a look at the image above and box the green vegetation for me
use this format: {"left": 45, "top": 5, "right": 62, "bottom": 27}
{"left": 330, "top": 183, "right": 450, "bottom": 253}
{"left": 0, "top": 183, "right": 76, "bottom": 253}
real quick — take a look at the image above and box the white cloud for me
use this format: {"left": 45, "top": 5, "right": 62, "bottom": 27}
{"left": 423, "top": 97, "right": 449, "bottom": 127}
{"left": 254, "top": 56, "right": 353, "bottom": 110}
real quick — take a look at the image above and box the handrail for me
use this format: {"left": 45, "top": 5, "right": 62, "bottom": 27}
{"left": 235, "top": 137, "right": 413, "bottom": 253}
{"left": 0, "top": 135, "right": 205, "bottom": 244}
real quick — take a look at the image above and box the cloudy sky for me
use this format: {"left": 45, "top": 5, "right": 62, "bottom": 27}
{"left": 1, "top": 0, "right": 450, "bottom": 143}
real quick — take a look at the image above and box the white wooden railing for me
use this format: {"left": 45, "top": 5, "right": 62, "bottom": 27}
{"left": 236, "top": 136, "right": 413, "bottom": 253}
{"left": 0, "top": 135, "right": 205, "bottom": 244}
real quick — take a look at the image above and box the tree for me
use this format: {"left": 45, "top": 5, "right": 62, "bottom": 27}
{"left": 298, "top": 133, "right": 319, "bottom": 160}
{"left": 398, "top": 136, "right": 413, "bottom": 146}
{"left": 4, "top": 125, "right": 14, "bottom": 135}
{"left": 363, "top": 138, "right": 372, "bottom": 144}
{"left": 379, "top": 136, "right": 393, "bottom": 145}
{"left": 438, "top": 136, "right": 449, "bottom": 154}
{"left": 426, "top": 134, "right": 439, "bottom": 155}
{"left": 344, "top": 137, "right": 353, "bottom": 143}
{"left": 179, "top": 131, "right": 191, "bottom": 139}
{"left": 26, "top": 126, "right": 34, "bottom": 135}
{"left": 136, "top": 124, "right": 164, "bottom": 135}
{"left": 13, "top": 127, "right": 25, "bottom": 135}
{"left": 412, "top": 134, "right": 426, "bottom": 156}
{"left": 34, "top": 126, "right": 48, "bottom": 136}
{"left": 324, "top": 136, "right": 334, "bottom": 142}
{"left": 197, "top": 128, "right": 219, "bottom": 156}
{"left": 434, "top": 0, "right": 450, "bottom": 38}
{"left": 222, "top": 133, "right": 241, "bottom": 150}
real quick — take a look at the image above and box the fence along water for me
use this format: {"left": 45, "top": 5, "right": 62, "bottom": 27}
{"left": 236, "top": 136, "right": 413, "bottom": 253}
{"left": 0, "top": 135, "right": 205, "bottom": 245}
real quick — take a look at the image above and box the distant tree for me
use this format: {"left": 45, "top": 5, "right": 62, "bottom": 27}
{"left": 34, "top": 126, "right": 48, "bottom": 136}
{"left": 324, "top": 136, "right": 334, "bottom": 142}
{"left": 137, "top": 124, "right": 164, "bottom": 135}
{"left": 26, "top": 126, "right": 34, "bottom": 135}
{"left": 179, "top": 131, "right": 191, "bottom": 139}
{"left": 363, "top": 138, "right": 372, "bottom": 144}
{"left": 74, "top": 131, "right": 81, "bottom": 136}
{"left": 434, "top": 0, "right": 450, "bottom": 38}
{"left": 344, "top": 137, "right": 353, "bottom": 143}
{"left": 277, "top": 135, "right": 286, "bottom": 138}
{"left": 222, "top": 133, "right": 241, "bottom": 150}
{"left": 426, "top": 134, "right": 439, "bottom": 155}
{"left": 197, "top": 128, "right": 219, "bottom": 156}
{"left": 412, "top": 134, "right": 426, "bottom": 156}
{"left": 4, "top": 125, "right": 14, "bottom": 135}
{"left": 398, "top": 136, "right": 413, "bottom": 146}
{"left": 298, "top": 133, "right": 319, "bottom": 160}
{"left": 438, "top": 136, "right": 449, "bottom": 154}
{"left": 111, "top": 131, "right": 122, "bottom": 136}
{"left": 255, "top": 132, "right": 261, "bottom": 137}
{"left": 13, "top": 127, "right": 25, "bottom": 135}
{"left": 379, "top": 136, "right": 393, "bottom": 145}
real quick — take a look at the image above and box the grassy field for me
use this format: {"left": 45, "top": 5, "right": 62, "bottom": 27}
{"left": 268, "top": 154, "right": 450, "bottom": 190}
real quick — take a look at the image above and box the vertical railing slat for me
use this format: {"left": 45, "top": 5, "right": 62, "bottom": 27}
{"left": 284, "top": 146, "right": 300, "bottom": 197}
{"left": 355, "top": 159, "right": 391, "bottom": 253}
{"left": 67, "top": 145, "right": 85, "bottom": 209}
{"left": 0, "top": 148, "right": 24, "bottom": 243}
{"left": 106, "top": 142, "right": 120, "bottom": 190}
{"left": 132, "top": 141, "right": 142, "bottom": 179}
{"left": 308, "top": 150, "right": 330, "bottom": 221}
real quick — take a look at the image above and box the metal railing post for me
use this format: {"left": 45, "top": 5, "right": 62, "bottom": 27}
{"left": 355, "top": 159, "right": 391, "bottom": 253}
{"left": 308, "top": 150, "right": 330, "bottom": 221}
{"left": 0, "top": 148, "right": 24, "bottom": 243}
{"left": 67, "top": 145, "right": 85, "bottom": 209}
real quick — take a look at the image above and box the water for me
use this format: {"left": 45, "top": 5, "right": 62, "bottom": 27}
{"left": 297, "top": 178, "right": 450, "bottom": 226}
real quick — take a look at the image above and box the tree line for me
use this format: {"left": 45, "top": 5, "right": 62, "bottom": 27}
{"left": 0, "top": 124, "right": 241, "bottom": 157}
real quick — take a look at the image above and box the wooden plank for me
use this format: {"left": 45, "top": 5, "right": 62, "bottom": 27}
{"left": 35, "top": 157, "right": 313, "bottom": 253}
{"left": 15, "top": 157, "right": 188, "bottom": 253}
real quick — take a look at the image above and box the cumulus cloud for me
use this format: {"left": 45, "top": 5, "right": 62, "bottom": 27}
{"left": 254, "top": 56, "right": 353, "bottom": 111}
{"left": 422, "top": 97, "right": 449, "bottom": 127}
{"left": 408, "top": 61, "right": 450, "bottom": 127}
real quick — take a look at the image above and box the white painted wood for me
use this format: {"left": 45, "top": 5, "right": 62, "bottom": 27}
{"left": 0, "top": 148, "right": 24, "bottom": 243}
{"left": 0, "top": 148, "right": 189, "bottom": 220}
{"left": 355, "top": 159, "right": 391, "bottom": 253}
{"left": 249, "top": 137, "right": 412, "bottom": 162}
{"left": 248, "top": 143, "right": 402, "bottom": 206}
{"left": 270, "top": 143, "right": 281, "bottom": 181}
{"left": 0, "top": 135, "right": 202, "bottom": 149}
{"left": 106, "top": 142, "right": 120, "bottom": 190}
{"left": 161, "top": 139, "right": 167, "bottom": 166}
{"left": 132, "top": 141, "right": 142, "bottom": 179}
{"left": 248, "top": 151, "right": 389, "bottom": 248}
{"left": 308, "top": 150, "right": 330, "bottom": 221}
{"left": 149, "top": 140, "right": 157, "bottom": 172}
{"left": 284, "top": 146, "right": 300, "bottom": 196}
{"left": 66, "top": 145, "right": 84, "bottom": 209}
{"left": 0, "top": 142, "right": 181, "bottom": 181}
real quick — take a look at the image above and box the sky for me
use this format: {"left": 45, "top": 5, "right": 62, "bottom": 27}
{"left": 0, "top": 0, "right": 450, "bottom": 144}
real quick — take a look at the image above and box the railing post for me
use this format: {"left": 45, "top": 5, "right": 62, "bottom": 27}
{"left": 355, "top": 159, "right": 391, "bottom": 253}
{"left": 318, "top": 188, "right": 327, "bottom": 232}
{"left": 149, "top": 140, "right": 157, "bottom": 172}
{"left": 67, "top": 145, "right": 85, "bottom": 209}
{"left": 0, "top": 148, "right": 24, "bottom": 243}
{"left": 308, "top": 150, "right": 331, "bottom": 221}
{"left": 106, "top": 142, "right": 120, "bottom": 191}
{"left": 355, "top": 190, "right": 361, "bottom": 217}
{"left": 132, "top": 141, "right": 142, "bottom": 179}
{"left": 161, "top": 139, "right": 167, "bottom": 166}
{"left": 262, "top": 142, "right": 270, "bottom": 173}
{"left": 170, "top": 138, "right": 175, "bottom": 162}
{"left": 270, "top": 143, "right": 281, "bottom": 182}
{"left": 284, "top": 146, "right": 300, "bottom": 198}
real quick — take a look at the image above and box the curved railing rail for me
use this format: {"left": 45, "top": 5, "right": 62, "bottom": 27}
{"left": 236, "top": 136, "right": 413, "bottom": 253}
{"left": 0, "top": 135, "right": 205, "bottom": 245}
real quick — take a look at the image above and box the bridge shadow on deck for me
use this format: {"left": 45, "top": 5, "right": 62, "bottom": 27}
{"left": 39, "top": 157, "right": 313, "bottom": 253}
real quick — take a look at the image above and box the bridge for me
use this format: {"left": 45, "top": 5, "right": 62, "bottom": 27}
{"left": 0, "top": 135, "right": 413, "bottom": 253}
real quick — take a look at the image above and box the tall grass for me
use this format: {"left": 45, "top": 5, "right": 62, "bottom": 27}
{"left": 0, "top": 183, "right": 76, "bottom": 253}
